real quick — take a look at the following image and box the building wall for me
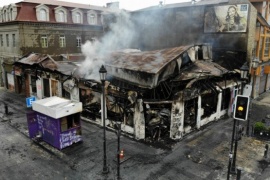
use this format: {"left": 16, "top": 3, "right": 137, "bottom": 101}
{"left": 17, "top": 23, "right": 103, "bottom": 55}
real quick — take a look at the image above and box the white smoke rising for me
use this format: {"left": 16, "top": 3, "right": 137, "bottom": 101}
{"left": 79, "top": 10, "right": 136, "bottom": 81}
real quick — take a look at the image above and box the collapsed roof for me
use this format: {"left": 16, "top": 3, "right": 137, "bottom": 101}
{"left": 14, "top": 52, "right": 78, "bottom": 76}
{"left": 102, "top": 44, "right": 228, "bottom": 89}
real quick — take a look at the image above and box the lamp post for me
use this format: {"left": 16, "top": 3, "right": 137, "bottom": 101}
{"left": 116, "top": 119, "right": 122, "bottom": 180}
{"left": 99, "top": 65, "right": 109, "bottom": 174}
{"left": 240, "top": 62, "right": 249, "bottom": 95}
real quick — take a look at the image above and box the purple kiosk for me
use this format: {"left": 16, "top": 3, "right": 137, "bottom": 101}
{"left": 27, "top": 96, "right": 83, "bottom": 150}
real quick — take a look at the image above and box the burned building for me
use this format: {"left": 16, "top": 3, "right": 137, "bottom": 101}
{"left": 77, "top": 44, "right": 239, "bottom": 141}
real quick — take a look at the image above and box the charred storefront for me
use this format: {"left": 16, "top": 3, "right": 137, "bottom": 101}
{"left": 77, "top": 44, "right": 240, "bottom": 142}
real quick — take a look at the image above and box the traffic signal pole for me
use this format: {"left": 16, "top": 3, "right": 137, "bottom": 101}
{"left": 227, "top": 95, "right": 250, "bottom": 179}
{"left": 231, "top": 120, "right": 240, "bottom": 174}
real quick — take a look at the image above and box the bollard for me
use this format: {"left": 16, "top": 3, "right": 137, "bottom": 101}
{"left": 4, "top": 104, "right": 8, "bottom": 115}
{"left": 264, "top": 144, "right": 268, "bottom": 158}
{"left": 236, "top": 168, "right": 241, "bottom": 180}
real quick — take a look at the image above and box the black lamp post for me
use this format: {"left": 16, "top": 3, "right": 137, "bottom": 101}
{"left": 116, "top": 119, "right": 122, "bottom": 180}
{"left": 99, "top": 65, "right": 109, "bottom": 174}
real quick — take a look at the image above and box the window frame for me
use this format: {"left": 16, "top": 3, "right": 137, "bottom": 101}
{"left": 0, "top": 35, "right": 3, "bottom": 46}
{"left": 71, "top": 8, "right": 83, "bottom": 24}
{"left": 12, "top": 34, "right": 15, "bottom": 47}
{"left": 76, "top": 36, "right": 81, "bottom": 47}
{"left": 6, "top": 34, "right": 9, "bottom": 47}
{"left": 87, "top": 10, "right": 97, "bottom": 25}
{"left": 36, "top": 4, "right": 49, "bottom": 22}
{"left": 59, "top": 35, "right": 66, "bottom": 48}
{"left": 54, "top": 6, "right": 67, "bottom": 23}
{"left": 41, "top": 35, "right": 48, "bottom": 48}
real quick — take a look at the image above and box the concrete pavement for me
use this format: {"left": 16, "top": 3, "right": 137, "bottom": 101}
{"left": 1, "top": 87, "right": 270, "bottom": 180}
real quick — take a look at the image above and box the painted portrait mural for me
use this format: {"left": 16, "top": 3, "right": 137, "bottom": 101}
{"left": 204, "top": 4, "right": 249, "bottom": 33}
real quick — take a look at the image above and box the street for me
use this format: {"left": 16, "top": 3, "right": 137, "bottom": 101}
{"left": 0, "top": 88, "right": 270, "bottom": 180}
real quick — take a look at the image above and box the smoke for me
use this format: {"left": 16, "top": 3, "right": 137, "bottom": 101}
{"left": 79, "top": 10, "right": 136, "bottom": 81}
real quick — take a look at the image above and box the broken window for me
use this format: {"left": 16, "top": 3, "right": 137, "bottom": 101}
{"left": 144, "top": 103, "right": 171, "bottom": 141}
{"left": 43, "top": 78, "right": 50, "bottom": 97}
{"left": 30, "top": 75, "right": 37, "bottom": 94}
{"left": 61, "top": 113, "right": 81, "bottom": 132}
{"left": 184, "top": 98, "right": 197, "bottom": 128}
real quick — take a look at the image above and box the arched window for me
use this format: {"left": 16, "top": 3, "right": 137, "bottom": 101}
{"left": 55, "top": 6, "right": 67, "bottom": 23}
{"left": 75, "top": 12, "right": 81, "bottom": 23}
{"left": 71, "top": 8, "right": 83, "bottom": 24}
{"left": 10, "top": 9, "right": 13, "bottom": 20}
{"left": 87, "top": 11, "right": 97, "bottom": 25}
{"left": 58, "top": 11, "right": 64, "bottom": 22}
{"left": 36, "top": 4, "right": 49, "bottom": 21}
{"left": 40, "top": 9, "right": 46, "bottom": 21}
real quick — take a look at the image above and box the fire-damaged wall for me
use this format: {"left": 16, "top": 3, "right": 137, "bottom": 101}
{"left": 79, "top": 44, "right": 240, "bottom": 142}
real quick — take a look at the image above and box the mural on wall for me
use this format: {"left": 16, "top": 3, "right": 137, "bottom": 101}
{"left": 204, "top": 4, "right": 249, "bottom": 33}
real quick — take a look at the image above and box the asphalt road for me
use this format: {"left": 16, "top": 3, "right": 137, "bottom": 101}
{"left": 0, "top": 88, "right": 270, "bottom": 180}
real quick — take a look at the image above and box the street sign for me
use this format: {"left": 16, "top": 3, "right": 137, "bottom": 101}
{"left": 26, "top": 96, "right": 36, "bottom": 108}
{"left": 233, "top": 95, "right": 250, "bottom": 121}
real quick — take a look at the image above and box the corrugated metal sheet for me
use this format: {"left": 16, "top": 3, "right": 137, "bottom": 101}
{"left": 107, "top": 45, "right": 191, "bottom": 74}
{"left": 174, "top": 60, "right": 229, "bottom": 81}
{"left": 14, "top": 52, "right": 78, "bottom": 76}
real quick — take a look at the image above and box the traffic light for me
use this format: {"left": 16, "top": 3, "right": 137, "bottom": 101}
{"left": 233, "top": 95, "right": 250, "bottom": 121}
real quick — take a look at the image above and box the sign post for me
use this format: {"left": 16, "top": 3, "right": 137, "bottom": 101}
{"left": 26, "top": 97, "right": 36, "bottom": 108}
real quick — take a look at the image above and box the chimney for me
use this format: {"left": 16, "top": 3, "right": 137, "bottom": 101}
{"left": 106, "top": 2, "right": 119, "bottom": 9}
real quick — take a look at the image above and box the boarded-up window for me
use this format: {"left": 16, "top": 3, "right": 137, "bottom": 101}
{"left": 51, "top": 79, "right": 58, "bottom": 96}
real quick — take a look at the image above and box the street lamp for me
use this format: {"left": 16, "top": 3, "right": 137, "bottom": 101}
{"left": 115, "top": 119, "right": 122, "bottom": 180}
{"left": 99, "top": 65, "right": 109, "bottom": 174}
{"left": 240, "top": 62, "right": 249, "bottom": 95}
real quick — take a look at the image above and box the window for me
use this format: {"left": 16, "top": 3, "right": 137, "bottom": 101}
{"left": 43, "top": 78, "right": 50, "bottom": 97}
{"left": 55, "top": 7, "right": 67, "bottom": 23}
{"left": 59, "top": 11, "right": 64, "bottom": 22}
{"left": 87, "top": 11, "right": 97, "bottom": 25}
{"left": 36, "top": 4, "right": 49, "bottom": 21}
{"left": 72, "top": 8, "right": 83, "bottom": 24}
{"left": 41, "top": 35, "right": 48, "bottom": 48}
{"left": 61, "top": 113, "right": 81, "bottom": 132}
{"left": 0, "top": 35, "right": 3, "bottom": 46}
{"left": 30, "top": 75, "right": 37, "bottom": 94}
{"left": 75, "top": 12, "right": 81, "bottom": 23}
{"left": 59, "top": 35, "right": 66, "bottom": 48}
{"left": 76, "top": 36, "right": 81, "bottom": 47}
{"left": 264, "top": 37, "right": 270, "bottom": 57}
{"left": 12, "top": 34, "right": 15, "bottom": 47}
{"left": 40, "top": 9, "right": 46, "bottom": 21}
{"left": 6, "top": 34, "right": 9, "bottom": 47}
